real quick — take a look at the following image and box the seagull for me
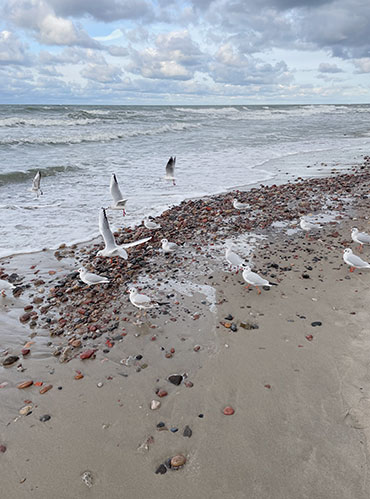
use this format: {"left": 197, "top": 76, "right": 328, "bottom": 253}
{"left": 144, "top": 217, "right": 161, "bottom": 230}
{"left": 299, "top": 217, "right": 321, "bottom": 238}
{"left": 351, "top": 227, "right": 370, "bottom": 252}
{"left": 78, "top": 268, "right": 109, "bottom": 286}
{"left": 161, "top": 238, "right": 178, "bottom": 254}
{"left": 97, "top": 208, "right": 151, "bottom": 259}
{"left": 164, "top": 156, "right": 176, "bottom": 186}
{"left": 0, "top": 279, "right": 15, "bottom": 297}
{"left": 109, "top": 173, "right": 128, "bottom": 216}
{"left": 343, "top": 248, "right": 370, "bottom": 272}
{"left": 233, "top": 198, "right": 249, "bottom": 210}
{"left": 31, "top": 171, "right": 43, "bottom": 198}
{"left": 242, "top": 265, "right": 272, "bottom": 295}
{"left": 129, "top": 287, "right": 158, "bottom": 317}
{"left": 225, "top": 246, "right": 245, "bottom": 273}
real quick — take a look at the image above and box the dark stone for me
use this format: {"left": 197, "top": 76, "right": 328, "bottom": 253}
{"left": 156, "top": 422, "right": 166, "bottom": 428}
{"left": 40, "top": 414, "right": 51, "bottom": 422}
{"left": 136, "top": 354, "right": 143, "bottom": 360}
{"left": 183, "top": 425, "right": 192, "bottom": 438}
{"left": 2, "top": 355, "right": 19, "bottom": 366}
{"left": 311, "top": 321, "right": 322, "bottom": 327}
{"left": 155, "top": 464, "right": 167, "bottom": 475}
{"left": 225, "top": 314, "right": 233, "bottom": 320}
{"left": 198, "top": 413, "right": 204, "bottom": 418}
{"left": 230, "top": 323, "right": 238, "bottom": 332}
{"left": 168, "top": 374, "right": 183, "bottom": 386}
{"left": 302, "top": 273, "right": 310, "bottom": 279}
{"left": 170, "top": 427, "right": 178, "bottom": 433}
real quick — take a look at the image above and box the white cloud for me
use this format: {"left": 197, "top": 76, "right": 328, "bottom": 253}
{"left": 94, "top": 29, "right": 124, "bottom": 42}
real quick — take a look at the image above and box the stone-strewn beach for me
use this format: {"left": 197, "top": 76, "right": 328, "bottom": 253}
{"left": 1, "top": 158, "right": 370, "bottom": 498}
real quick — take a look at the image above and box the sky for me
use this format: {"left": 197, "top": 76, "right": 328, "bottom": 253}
{"left": 0, "top": 0, "right": 369, "bottom": 104}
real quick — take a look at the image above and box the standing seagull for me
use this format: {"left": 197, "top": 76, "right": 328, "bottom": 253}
{"left": 164, "top": 156, "right": 176, "bottom": 186}
{"left": 144, "top": 217, "right": 161, "bottom": 230}
{"left": 129, "top": 287, "right": 158, "bottom": 317}
{"left": 351, "top": 227, "right": 370, "bottom": 252}
{"left": 225, "top": 245, "right": 245, "bottom": 273}
{"left": 31, "top": 171, "right": 43, "bottom": 198}
{"left": 343, "top": 248, "right": 370, "bottom": 272}
{"left": 78, "top": 267, "right": 109, "bottom": 286}
{"left": 233, "top": 198, "right": 249, "bottom": 210}
{"left": 109, "top": 173, "right": 128, "bottom": 216}
{"left": 161, "top": 238, "right": 178, "bottom": 254}
{"left": 97, "top": 208, "right": 151, "bottom": 259}
{"left": 242, "top": 265, "right": 272, "bottom": 295}
{"left": 299, "top": 217, "right": 321, "bottom": 238}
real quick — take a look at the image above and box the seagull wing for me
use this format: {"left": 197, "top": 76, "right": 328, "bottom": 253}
{"left": 245, "top": 270, "right": 269, "bottom": 286}
{"left": 32, "top": 171, "right": 41, "bottom": 190}
{"left": 121, "top": 236, "right": 152, "bottom": 249}
{"left": 99, "top": 208, "right": 116, "bottom": 250}
{"left": 84, "top": 272, "right": 109, "bottom": 284}
{"left": 358, "top": 232, "right": 370, "bottom": 243}
{"left": 110, "top": 174, "right": 125, "bottom": 203}
{"left": 226, "top": 249, "right": 245, "bottom": 267}
{"left": 347, "top": 253, "right": 370, "bottom": 267}
{"left": 133, "top": 293, "right": 153, "bottom": 305}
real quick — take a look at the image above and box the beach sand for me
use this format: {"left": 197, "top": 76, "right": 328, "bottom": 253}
{"left": 1, "top": 161, "right": 370, "bottom": 498}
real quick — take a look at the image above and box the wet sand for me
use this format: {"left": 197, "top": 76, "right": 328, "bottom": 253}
{"left": 1, "top": 160, "right": 370, "bottom": 498}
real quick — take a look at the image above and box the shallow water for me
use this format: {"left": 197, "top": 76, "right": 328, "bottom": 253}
{"left": 1, "top": 104, "right": 369, "bottom": 257}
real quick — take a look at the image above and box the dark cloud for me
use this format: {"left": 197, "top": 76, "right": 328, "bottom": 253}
{"left": 48, "top": 0, "right": 154, "bottom": 23}
{"left": 0, "top": 30, "right": 30, "bottom": 65}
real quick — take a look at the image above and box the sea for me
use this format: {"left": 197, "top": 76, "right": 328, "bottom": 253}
{"left": 1, "top": 104, "right": 370, "bottom": 259}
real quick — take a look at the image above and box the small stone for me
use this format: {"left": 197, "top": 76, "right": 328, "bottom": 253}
{"left": 17, "top": 380, "right": 33, "bottom": 389}
{"left": 21, "top": 348, "right": 30, "bottom": 356}
{"left": 170, "top": 454, "right": 186, "bottom": 468}
{"left": 225, "top": 314, "right": 233, "bottom": 320}
{"left": 193, "top": 345, "right": 201, "bottom": 352}
{"left": 20, "top": 313, "right": 31, "bottom": 323}
{"left": 39, "top": 414, "right": 51, "bottom": 422}
{"left": 305, "top": 334, "right": 314, "bottom": 342}
{"left": 97, "top": 382, "right": 103, "bottom": 388}
{"left": 223, "top": 406, "right": 235, "bottom": 415}
{"left": 183, "top": 425, "right": 192, "bottom": 438}
{"left": 19, "top": 405, "right": 33, "bottom": 416}
{"left": 2, "top": 355, "right": 19, "bottom": 367}
{"left": 311, "top": 321, "right": 322, "bottom": 327}
{"left": 157, "top": 389, "right": 168, "bottom": 398}
{"left": 0, "top": 445, "right": 7, "bottom": 453}
{"left": 168, "top": 374, "right": 183, "bottom": 386}
{"left": 155, "top": 464, "right": 167, "bottom": 475}
{"left": 156, "top": 422, "right": 166, "bottom": 428}
{"left": 80, "top": 349, "right": 95, "bottom": 360}
{"left": 81, "top": 471, "right": 94, "bottom": 488}
{"left": 39, "top": 384, "right": 52, "bottom": 394}
{"left": 230, "top": 323, "right": 238, "bottom": 332}
{"left": 150, "top": 400, "right": 161, "bottom": 410}
{"left": 74, "top": 373, "right": 84, "bottom": 380}
{"left": 170, "top": 427, "right": 178, "bottom": 433}
{"left": 184, "top": 381, "right": 193, "bottom": 388}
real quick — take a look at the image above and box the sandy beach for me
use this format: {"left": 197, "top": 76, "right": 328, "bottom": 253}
{"left": 2, "top": 159, "right": 370, "bottom": 498}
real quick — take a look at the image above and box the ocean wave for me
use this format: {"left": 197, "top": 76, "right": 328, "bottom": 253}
{"left": 0, "top": 116, "right": 99, "bottom": 127}
{"left": 0, "top": 121, "right": 201, "bottom": 147}
{"left": 0, "top": 166, "right": 79, "bottom": 186}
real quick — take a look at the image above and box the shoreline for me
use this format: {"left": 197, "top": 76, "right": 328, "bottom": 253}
{"left": 1, "top": 158, "right": 370, "bottom": 498}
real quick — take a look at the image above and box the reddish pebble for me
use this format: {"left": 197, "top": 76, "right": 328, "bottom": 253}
{"left": 264, "top": 384, "right": 271, "bottom": 389}
{"left": 223, "top": 406, "right": 235, "bottom": 415}
{"left": 170, "top": 348, "right": 175, "bottom": 354}
{"left": 151, "top": 336, "right": 157, "bottom": 341}
{"left": 184, "top": 381, "right": 193, "bottom": 388}
{"left": 194, "top": 345, "right": 201, "bottom": 352}
{"left": 74, "top": 373, "right": 84, "bottom": 380}
{"left": 0, "top": 445, "right": 6, "bottom": 453}
{"left": 17, "top": 380, "right": 33, "bottom": 389}
{"left": 21, "top": 348, "right": 30, "bottom": 356}
{"left": 40, "top": 384, "right": 52, "bottom": 394}
{"left": 157, "top": 390, "right": 168, "bottom": 398}
{"left": 80, "top": 349, "right": 95, "bottom": 360}
{"left": 305, "top": 335, "right": 314, "bottom": 342}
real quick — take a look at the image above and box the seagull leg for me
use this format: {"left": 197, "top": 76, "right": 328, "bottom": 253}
{"left": 256, "top": 286, "right": 262, "bottom": 295}
{"left": 122, "top": 209, "right": 126, "bottom": 217}
{"left": 172, "top": 179, "right": 176, "bottom": 186}
{"left": 350, "top": 267, "right": 355, "bottom": 272}
{"left": 358, "top": 244, "right": 363, "bottom": 253}
{"left": 1, "top": 290, "right": 6, "bottom": 297}
{"left": 244, "top": 285, "right": 250, "bottom": 290}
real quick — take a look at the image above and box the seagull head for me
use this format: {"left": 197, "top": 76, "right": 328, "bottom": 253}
{"left": 241, "top": 264, "right": 251, "bottom": 272}
{"left": 351, "top": 227, "right": 358, "bottom": 234}
{"left": 78, "top": 267, "right": 85, "bottom": 274}
{"left": 343, "top": 248, "right": 352, "bottom": 255}
{"left": 161, "top": 238, "right": 168, "bottom": 244}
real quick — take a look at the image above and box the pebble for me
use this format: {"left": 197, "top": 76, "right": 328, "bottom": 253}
{"left": 2, "top": 355, "right": 19, "bottom": 367}
{"left": 193, "top": 345, "right": 201, "bottom": 351}
{"left": 19, "top": 405, "right": 33, "bottom": 416}
{"left": 156, "top": 422, "right": 166, "bottom": 428}
{"left": 39, "top": 384, "right": 53, "bottom": 394}
{"left": 170, "top": 427, "right": 178, "bottom": 433}
{"left": 81, "top": 471, "right": 94, "bottom": 488}
{"left": 150, "top": 400, "right": 161, "bottom": 410}
{"left": 170, "top": 454, "right": 186, "bottom": 468}
{"left": 80, "top": 349, "right": 95, "bottom": 360}
{"left": 0, "top": 445, "right": 7, "bottom": 453}
{"left": 155, "top": 464, "right": 167, "bottom": 475}
{"left": 39, "top": 414, "right": 51, "bottom": 422}
{"left": 183, "top": 425, "right": 192, "bottom": 437}
{"left": 168, "top": 374, "right": 183, "bottom": 386}
{"left": 157, "top": 389, "right": 168, "bottom": 398}
{"left": 17, "top": 380, "right": 33, "bottom": 389}
{"left": 311, "top": 321, "right": 322, "bottom": 327}
{"left": 223, "top": 406, "right": 235, "bottom": 415}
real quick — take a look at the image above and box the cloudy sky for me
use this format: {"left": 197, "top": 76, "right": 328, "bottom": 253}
{"left": 0, "top": 0, "right": 369, "bottom": 104}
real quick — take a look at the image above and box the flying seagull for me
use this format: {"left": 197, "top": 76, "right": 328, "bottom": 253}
{"left": 31, "top": 171, "right": 43, "bottom": 198}
{"left": 109, "top": 173, "right": 128, "bottom": 216}
{"left": 164, "top": 156, "right": 176, "bottom": 186}
{"left": 97, "top": 207, "right": 151, "bottom": 259}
